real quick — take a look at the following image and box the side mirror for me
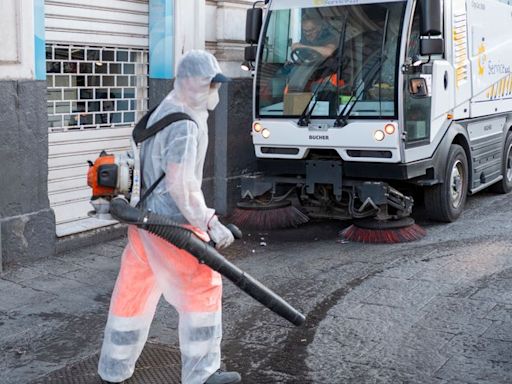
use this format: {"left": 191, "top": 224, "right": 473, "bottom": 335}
{"left": 241, "top": 46, "right": 258, "bottom": 72}
{"left": 420, "top": 38, "right": 444, "bottom": 55}
{"left": 420, "top": 0, "right": 442, "bottom": 36}
{"left": 409, "top": 78, "right": 428, "bottom": 97}
{"left": 245, "top": 8, "right": 263, "bottom": 44}
{"left": 418, "top": 0, "right": 444, "bottom": 55}
{"left": 245, "top": 45, "right": 258, "bottom": 62}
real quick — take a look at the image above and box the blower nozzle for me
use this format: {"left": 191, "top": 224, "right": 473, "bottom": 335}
{"left": 110, "top": 197, "right": 306, "bottom": 327}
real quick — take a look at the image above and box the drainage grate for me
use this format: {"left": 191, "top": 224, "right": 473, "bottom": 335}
{"left": 32, "top": 343, "right": 181, "bottom": 384}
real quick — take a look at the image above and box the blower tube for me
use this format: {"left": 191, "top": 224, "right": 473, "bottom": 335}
{"left": 110, "top": 197, "right": 306, "bottom": 326}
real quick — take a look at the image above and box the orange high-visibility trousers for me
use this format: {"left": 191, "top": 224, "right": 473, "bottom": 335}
{"left": 98, "top": 225, "right": 223, "bottom": 384}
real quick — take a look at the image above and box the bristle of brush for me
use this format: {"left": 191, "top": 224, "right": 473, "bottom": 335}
{"left": 231, "top": 206, "right": 309, "bottom": 230}
{"left": 340, "top": 224, "right": 426, "bottom": 244}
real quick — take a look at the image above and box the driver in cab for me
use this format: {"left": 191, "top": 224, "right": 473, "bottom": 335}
{"left": 287, "top": 13, "right": 347, "bottom": 110}
{"left": 292, "top": 14, "right": 337, "bottom": 59}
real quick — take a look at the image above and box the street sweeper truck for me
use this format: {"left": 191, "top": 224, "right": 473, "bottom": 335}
{"left": 234, "top": 0, "right": 512, "bottom": 239}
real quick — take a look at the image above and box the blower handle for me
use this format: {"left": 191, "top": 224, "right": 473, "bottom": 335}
{"left": 209, "top": 223, "right": 243, "bottom": 247}
{"left": 226, "top": 223, "right": 243, "bottom": 240}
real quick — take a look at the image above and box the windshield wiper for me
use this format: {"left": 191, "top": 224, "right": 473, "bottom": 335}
{"left": 297, "top": 18, "right": 348, "bottom": 127}
{"left": 336, "top": 12, "right": 390, "bottom": 127}
{"left": 296, "top": 64, "right": 337, "bottom": 127}
{"left": 334, "top": 54, "right": 386, "bottom": 127}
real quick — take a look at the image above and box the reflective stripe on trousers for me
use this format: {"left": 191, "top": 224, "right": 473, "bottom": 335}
{"left": 98, "top": 226, "right": 222, "bottom": 384}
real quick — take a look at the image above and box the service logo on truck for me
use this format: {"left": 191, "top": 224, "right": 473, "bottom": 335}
{"left": 477, "top": 40, "right": 511, "bottom": 78}
{"left": 477, "top": 40, "right": 487, "bottom": 77}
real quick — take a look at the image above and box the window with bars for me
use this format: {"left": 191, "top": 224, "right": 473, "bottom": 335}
{"left": 46, "top": 44, "right": 148, "bottom": 132}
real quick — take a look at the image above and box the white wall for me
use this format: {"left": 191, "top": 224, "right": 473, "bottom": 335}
{"left": 174, "top": 0, "right": 206, "bottom": 66}
{"left": 205, "top": 0, "right": 253, "bottom": 77}
{"left": 0, "top": 0, "right": 36, "bottom": 79}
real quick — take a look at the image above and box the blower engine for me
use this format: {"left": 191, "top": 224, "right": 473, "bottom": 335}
{"left": 87, "top": 147, "right": 141, "bottom": 220}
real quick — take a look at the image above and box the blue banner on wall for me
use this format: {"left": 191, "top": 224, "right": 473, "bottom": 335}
{"left": 149, "top": 0, "right": 174, "bottom": 79}
{"left": 34, "top": 0, "right": 46, "bottom": 80}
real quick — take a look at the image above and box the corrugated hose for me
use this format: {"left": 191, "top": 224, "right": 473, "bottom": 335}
{"left": 109, "top": 197, "right": 306, "bottom": 326}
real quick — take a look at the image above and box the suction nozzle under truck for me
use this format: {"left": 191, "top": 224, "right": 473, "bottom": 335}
{"left": 239, "top": 0, "right": 512, "bottom": 224}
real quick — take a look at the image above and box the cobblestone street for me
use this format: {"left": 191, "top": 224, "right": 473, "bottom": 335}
{"left": 2, "top": 191, "right": 512, "bottom": 383}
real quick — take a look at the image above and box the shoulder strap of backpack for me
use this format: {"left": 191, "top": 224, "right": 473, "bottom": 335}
{"left": 137, "top": 172, "right": 166, "bottom": 208}
{"left": 132, "top": 107, "right": 196, "bottom": 144}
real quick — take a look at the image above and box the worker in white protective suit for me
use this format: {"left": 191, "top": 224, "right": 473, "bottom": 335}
{"left": 98, "top": 50, "right": 241, "bottom": 384}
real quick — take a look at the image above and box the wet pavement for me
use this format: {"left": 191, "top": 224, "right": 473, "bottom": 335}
{"left": 2, "top": 190, "right": 512, "bottom": 383}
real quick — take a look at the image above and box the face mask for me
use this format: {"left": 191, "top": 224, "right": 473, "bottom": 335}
{"left": 207, "top": 88, "right": 220, "bottom": 110}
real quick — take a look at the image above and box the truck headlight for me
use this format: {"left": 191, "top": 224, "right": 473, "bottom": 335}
{"left": 384, "top": 124, "right": 396, "bottom": 135}
{"left": 253, "top": 122, "right": 263, "bottom": 133}
{"left": 261, "top": 128, "right": 271, "bottom": 139}
{"left": 374, "top": 130, "right": 385, "bottom": 141}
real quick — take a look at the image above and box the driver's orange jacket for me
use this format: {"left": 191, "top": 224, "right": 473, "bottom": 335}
{"left": 284, "top": 73, "right": 345, "bottom": 94}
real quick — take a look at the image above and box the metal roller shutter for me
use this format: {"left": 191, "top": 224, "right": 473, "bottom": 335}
{"left": 45, "top": 0, "right": 149, "bottom": 237}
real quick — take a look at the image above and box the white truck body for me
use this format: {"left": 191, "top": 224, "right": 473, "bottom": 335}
{"left": 244, "top": 0, "right": 512, "bottom": 221}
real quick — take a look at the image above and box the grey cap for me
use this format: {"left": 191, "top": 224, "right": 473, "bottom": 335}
{"left": 211, "top": 73, "right": 231, "bottom": 83}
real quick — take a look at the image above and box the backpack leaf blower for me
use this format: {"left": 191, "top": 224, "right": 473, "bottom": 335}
{"left": 86, "top": 109, "right": 306, "bottom": 327}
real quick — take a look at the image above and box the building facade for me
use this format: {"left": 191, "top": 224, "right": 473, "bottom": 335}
{"left": 0, "top": 0, "right": 255, "bottom": 270}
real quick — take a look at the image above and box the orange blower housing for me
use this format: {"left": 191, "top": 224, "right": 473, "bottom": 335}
{"left": 87, "top": 151, "right": 119, "bottom": 200}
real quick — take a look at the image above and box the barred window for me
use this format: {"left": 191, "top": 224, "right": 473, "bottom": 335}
{"left": 46, "top": 44, "right": 148, "bottom": 132}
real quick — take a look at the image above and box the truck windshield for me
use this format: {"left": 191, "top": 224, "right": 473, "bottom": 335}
{"left": 256, "top": 2, "right": 406, "bottom": 119}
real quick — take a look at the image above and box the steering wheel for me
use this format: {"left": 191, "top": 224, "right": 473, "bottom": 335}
{"left": 290, "top": 47, "right": 324, "bottom": 65}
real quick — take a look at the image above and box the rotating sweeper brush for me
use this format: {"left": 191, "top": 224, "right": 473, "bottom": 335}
{"left": 340, "top": 217, "right": 426, "bottom": 244}
{"left": 231, "top": 199, "right": 309, "bottom": 230}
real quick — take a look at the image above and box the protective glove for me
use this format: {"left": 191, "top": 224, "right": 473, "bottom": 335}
{"left": 207, "top": 215, "right": 235, "bottom": 250}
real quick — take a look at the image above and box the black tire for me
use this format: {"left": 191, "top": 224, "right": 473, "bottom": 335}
{"left": 425, "top": 144, "right": 468, "bottom": 222}
{"left": 491, "top": 131, "right": 512, "bottom": 194}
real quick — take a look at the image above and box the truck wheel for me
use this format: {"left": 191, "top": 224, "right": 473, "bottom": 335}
{"left": 491, "top": 131, "right": 512, "bottom": 194}
{"left": 425, "top": 144, "right": 468, "bottom": 222}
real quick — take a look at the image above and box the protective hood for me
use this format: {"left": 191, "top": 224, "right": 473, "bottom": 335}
{"left": 173, "top": 50, "right": 224, "bottom": 111}
{"left": 141, "top": 50, "right": 228, "bottom": 231}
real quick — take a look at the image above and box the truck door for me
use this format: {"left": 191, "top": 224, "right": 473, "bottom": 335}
{"left": 403, "top": 5, "right": 432, "bottom": 147}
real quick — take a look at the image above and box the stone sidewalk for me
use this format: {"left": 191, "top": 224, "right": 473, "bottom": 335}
{"left": 0, "top": 238, "right": 127, "bottom": 384}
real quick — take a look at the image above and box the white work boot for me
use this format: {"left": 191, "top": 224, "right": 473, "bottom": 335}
{"left": 204, "top": 369, "right": 242, "bottom": 384}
